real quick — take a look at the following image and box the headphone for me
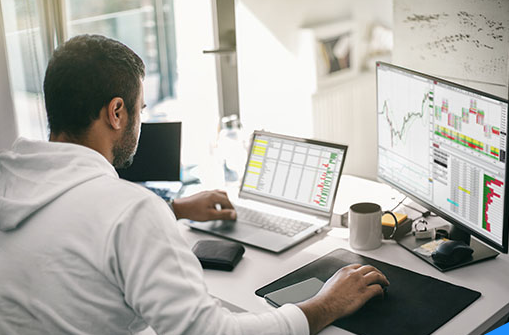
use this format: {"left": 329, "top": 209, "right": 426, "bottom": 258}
{"left": 413, "top": 219, "right": 449, "bottom": 240}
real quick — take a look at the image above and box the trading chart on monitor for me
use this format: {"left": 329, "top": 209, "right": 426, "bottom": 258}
{"left": 377, "top": 63, "right": 507, "bottom": 246}
{"left": 241, "top": 134, "right": 345, "bottom": 213}
{"left": 377, "top": 65, "right": 434, "bottom": 199}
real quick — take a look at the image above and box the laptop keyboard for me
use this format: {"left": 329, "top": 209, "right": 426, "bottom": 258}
{"left": 235, "top": 206, "right": 313, "bottom": 237}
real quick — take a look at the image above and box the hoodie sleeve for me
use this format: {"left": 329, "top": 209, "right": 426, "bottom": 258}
{"left": 104, "top": 195, "right": 310, "bottom": 335}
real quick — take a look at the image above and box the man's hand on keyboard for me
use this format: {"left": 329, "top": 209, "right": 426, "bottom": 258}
{"left": 172, "top": 190, "right": 237, "bottom": 221}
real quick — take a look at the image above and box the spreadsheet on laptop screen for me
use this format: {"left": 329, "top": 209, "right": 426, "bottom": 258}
{"left": 241, "top": 134, "right": 346, "bottom": 213}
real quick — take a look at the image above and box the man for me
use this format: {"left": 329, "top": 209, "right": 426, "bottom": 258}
{"left": 0, "top": 35, "right": 388, "bottom": 335}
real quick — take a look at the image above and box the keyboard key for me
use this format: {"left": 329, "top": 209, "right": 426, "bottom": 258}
{"left": 235, "top": 206, "right": 312, "bottom": 237}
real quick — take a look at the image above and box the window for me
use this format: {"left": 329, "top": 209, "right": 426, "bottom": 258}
{"left": 65, "top": 0, "right": 177, "bottom": 107}
{"left": 1, "top": 0, "right": 47, "bottom": 140}
{"left": 0, "top": 0, "right": 177, "bottom": 139}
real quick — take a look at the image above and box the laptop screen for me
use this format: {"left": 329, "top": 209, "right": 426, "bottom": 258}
{"left": 240, "top": 132, "right": 347, "bottom": 213}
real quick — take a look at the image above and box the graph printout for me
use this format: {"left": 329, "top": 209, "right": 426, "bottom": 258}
{"left": 242, "top": 134, "right": 345, "bottom": 213}
{"left": 377, "top": 63, "right": 508, "bottom": 246}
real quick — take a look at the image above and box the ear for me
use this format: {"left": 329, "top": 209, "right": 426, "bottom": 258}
{"left": 106, "top": 97, "right": 126, "bottom": 130}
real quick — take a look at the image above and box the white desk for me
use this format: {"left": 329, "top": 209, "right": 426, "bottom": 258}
{"left": 174, "top": 175, "right": 509, "bottom": 335}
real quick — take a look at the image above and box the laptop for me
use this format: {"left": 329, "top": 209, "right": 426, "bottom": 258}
{"left": 116, "top": 122, "right": 183, "bottom": 200}
{"left": 184, "top": 131, "right": 347, "bottom": 253}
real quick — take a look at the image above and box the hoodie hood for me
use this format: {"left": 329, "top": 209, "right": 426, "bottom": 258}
{"left": 0, "top": 138, "right": 118, "bottom": 231}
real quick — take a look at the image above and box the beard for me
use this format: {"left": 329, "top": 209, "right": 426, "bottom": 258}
{"left": 112, "top": 116, "right": 138, "bottom": 169}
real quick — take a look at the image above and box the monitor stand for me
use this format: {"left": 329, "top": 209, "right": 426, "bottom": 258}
{"left": 396, "top": 226, "right": 499, "bottom": 272}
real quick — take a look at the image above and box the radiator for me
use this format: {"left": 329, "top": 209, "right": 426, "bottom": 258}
{"left": 312, "top": 72, "right": 378, "bottom": 180}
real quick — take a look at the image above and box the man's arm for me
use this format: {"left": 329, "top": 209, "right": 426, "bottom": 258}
{"left": 108, "top": 195, "right": 307, "bottom": 335}
{"left": 172, "top": 190, "right": 390, "bottom": 334}
{"left": 113, "top": 194, "right": 388, "bottom": 335}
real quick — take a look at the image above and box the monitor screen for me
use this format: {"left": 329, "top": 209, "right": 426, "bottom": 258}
{"left": 240, "top": 131, "right": 347, "bottom": 213}
{"left": 376, "top": 62, "right": 508, "bottom": 253}
{"left": 116, "top": 122, "right": 181, "bottom": 182}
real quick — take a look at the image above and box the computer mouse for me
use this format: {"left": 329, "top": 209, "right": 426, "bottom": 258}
{"left": 382, "top": 285, "right": 388, "bottom": 299}
{"left": 369, "top": 284, "right": 389, "bottom": 302}
{"left": 431, "top": 240, "right": 474, "bottom": 266}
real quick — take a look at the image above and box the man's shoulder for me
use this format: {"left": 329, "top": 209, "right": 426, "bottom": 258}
{"left": 68, "top": 175, "right": 175, "bottom": 229}
{"left": 87, "top": 176, "right": 178, "bottom": 237}
{"left": 90, "top": 175, "right": 148, "bottom": 192}
{"left": 77, "top": 175, "right": 166, "bottom": 209}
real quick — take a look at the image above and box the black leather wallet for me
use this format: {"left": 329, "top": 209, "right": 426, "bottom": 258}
{"left": 192, "top": 240, "right": 245, "bottom": 271}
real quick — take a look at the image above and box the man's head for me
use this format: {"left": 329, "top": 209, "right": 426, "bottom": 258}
{"left": 44, "top": 34, "right": 146, "bottom": 168}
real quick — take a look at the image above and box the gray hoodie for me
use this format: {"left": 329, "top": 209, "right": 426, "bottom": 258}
{"left": 0, "top": 137, "right": 113, "bottom": 231}
{"left": 0, "top": 138, "right": 307, "bottom": 335}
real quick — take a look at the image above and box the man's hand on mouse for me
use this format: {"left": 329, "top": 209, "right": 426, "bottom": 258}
{"left": 297, "top": 264, "right": 389, "bottom": 335}
{"left": 172, "top": 190, "right": 237, "bottom": 221}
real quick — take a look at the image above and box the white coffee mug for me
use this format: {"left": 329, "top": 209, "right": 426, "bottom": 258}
{"left": 349, "top": 202, "right": 397, "bottom": 250}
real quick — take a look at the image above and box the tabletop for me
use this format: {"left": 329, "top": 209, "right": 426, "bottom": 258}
{"left": 141, "top": 175, "right": 509, "bottom": 335}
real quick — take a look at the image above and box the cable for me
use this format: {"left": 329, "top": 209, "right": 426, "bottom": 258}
{"left": 402, "top": 203, "right": 437, "bottom": 217}
{"left": 389, "top": 196, "right": 438, "bottom": 229}
{"left": 402, "top": 203, "right": 423, "bottom": 213}
{"left": 390, "top": 196, "right": 407, "bottom": 212}
{"left": 390, "top": 196, "right": 436, "bottom": 217}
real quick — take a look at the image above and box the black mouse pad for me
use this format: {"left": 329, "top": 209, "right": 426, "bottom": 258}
{"left": 255, "top": 248, "right": 481, "bottom": 335}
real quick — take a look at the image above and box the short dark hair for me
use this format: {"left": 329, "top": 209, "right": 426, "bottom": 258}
{"left": 43, "top": 34, "right": 145, "bottom": 136}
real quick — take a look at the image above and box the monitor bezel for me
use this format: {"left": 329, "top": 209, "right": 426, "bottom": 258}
{"left": 376, "top": 61, "right": 509, "bottom": 253}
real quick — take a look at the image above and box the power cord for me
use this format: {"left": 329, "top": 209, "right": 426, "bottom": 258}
{"left": 390, "top": 196, "right": 407, "bottom": 212}
{"left": 390, "top": 196, "right": 438, "bottom": 234}
{"left": 402, "top": 203, "right": 437, "bottom": 218}
{"left": 389, "top": 193, "right": 446, "bottom": 240}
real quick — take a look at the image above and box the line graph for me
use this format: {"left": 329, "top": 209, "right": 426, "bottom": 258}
{"left": 377, "top": 66, "right": 433, "bottom": 170}
{"left": 378, "top": 147, "right": 431, "bottom": 197}
{"left": 379, "top": 91, "right": 433, "bottom": 147}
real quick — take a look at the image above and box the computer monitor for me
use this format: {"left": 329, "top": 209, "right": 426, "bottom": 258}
{"left": 376, "top": 62, "right": 509, "bottom": 261}
{"left": 116, "top": 122, "right": 181, "bottom": 182}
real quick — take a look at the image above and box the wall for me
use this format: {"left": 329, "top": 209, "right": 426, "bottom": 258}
{"left": 236, "top": 0, "right": 350, "bottom": 138}
{"left": 235, "top": 0, "right": 392, "bottom": 179}
{"left": 0, "top": 1, "right": 17, "bottom": 150}
{"left": 312, "top": 72, "right": 378, "bottom": 179}
{"left": 393, "top": 0, "right": 509, "bottom": 98}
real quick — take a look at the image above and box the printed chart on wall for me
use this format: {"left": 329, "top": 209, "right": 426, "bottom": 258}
{"left": 242, "top": 134, "right": 345, "bottom": 213}
{"left": 393, "top": 0, "right": 509, "bottom": 98}
{"left": 377, "top": 66, "right": 434, "bottom": 199}
{"left": 393, "top": 0, "right": 509, "bottom": 97}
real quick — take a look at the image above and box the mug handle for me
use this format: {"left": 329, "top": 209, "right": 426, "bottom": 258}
{"left": 383, "top": 211, "right": 399, "bottom": 239}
